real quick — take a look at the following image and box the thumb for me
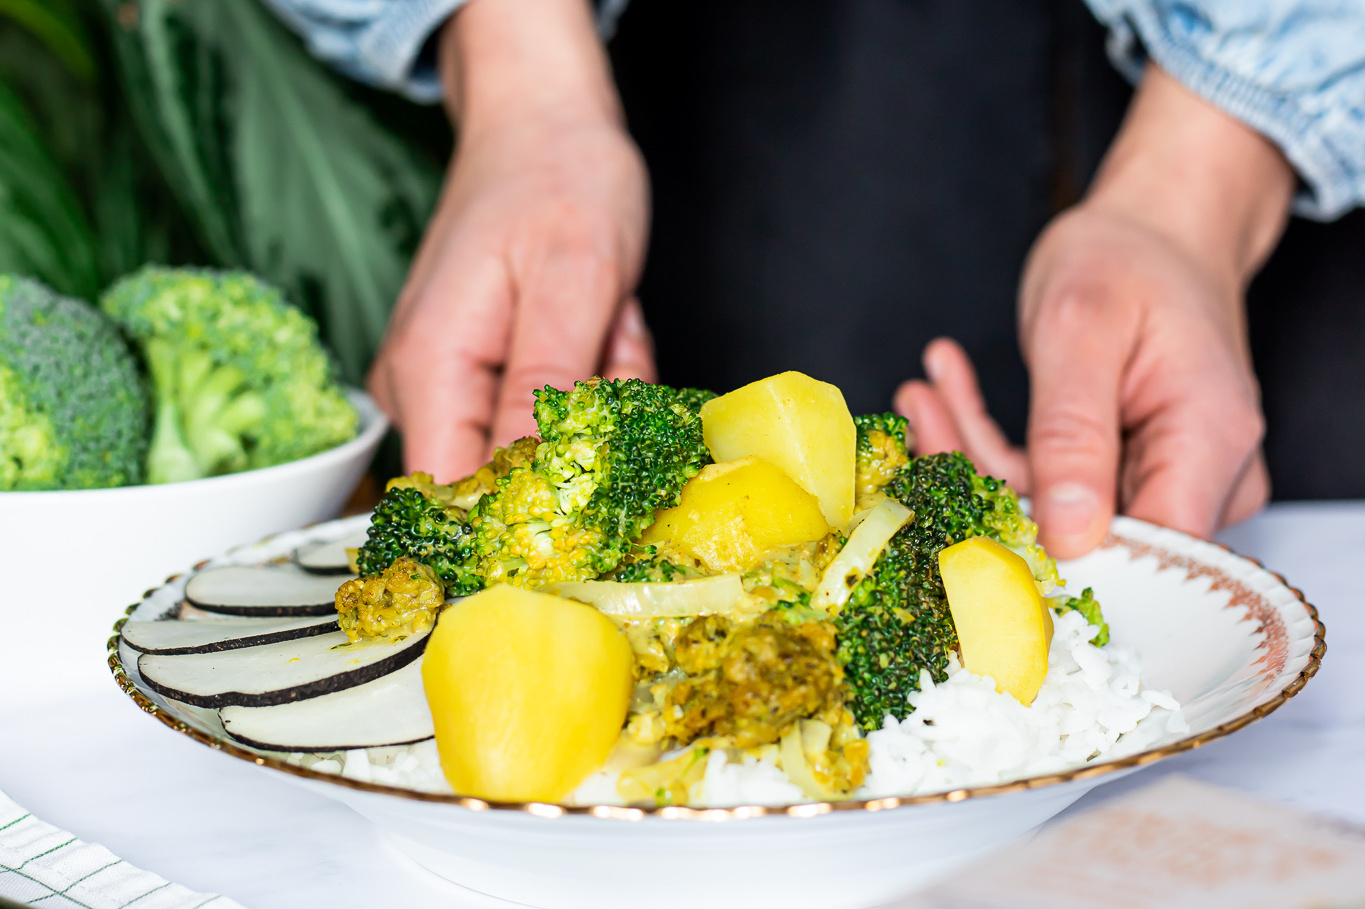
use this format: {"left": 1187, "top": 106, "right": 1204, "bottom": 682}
{"left": 1025, "top": 295, "right": 1135, "bottom": 559}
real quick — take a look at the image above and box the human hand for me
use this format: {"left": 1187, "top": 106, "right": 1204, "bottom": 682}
{"left": 367, "top": 0, "right": 651, "bottom": 480}
{"left": 896, "top": 66, "right": 1293, "bottom": 558}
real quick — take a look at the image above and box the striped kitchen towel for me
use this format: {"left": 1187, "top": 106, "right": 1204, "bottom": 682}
{"left": 0, "top": 790, "right": 244, "bottom": 909}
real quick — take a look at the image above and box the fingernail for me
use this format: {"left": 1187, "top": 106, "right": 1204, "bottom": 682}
{"left": 1042, "top": 483, "right": 1098, "bottom": 538}
{"left": 924, "top": 347, "right": 944, "bottom": 384}
{"left": 621, "top": 305, "right": 647, "bottom": 340}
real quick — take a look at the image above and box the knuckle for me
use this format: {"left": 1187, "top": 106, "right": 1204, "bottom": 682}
{"left": 1029, "top": 405, "right": 1114, "bottom": 458}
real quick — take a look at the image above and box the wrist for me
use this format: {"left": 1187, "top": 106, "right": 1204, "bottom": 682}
{"left": 1084, "top": 65, "right": 1294, "bottom": 287}
{"left": 440, "top": 0, "right": 622, "bottom": 135}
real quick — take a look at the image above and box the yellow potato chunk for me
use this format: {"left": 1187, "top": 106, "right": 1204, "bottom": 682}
{"left": 699, "top": 372, "right": 856, "bottom": 529}
{"left": 642, "top": 456, "right": 831, "bottom": 572}
{"left": 939, "top": 536, "right": 1054, "bottom": 706}
{"left": 422, "top": 586, "right": 634, "bottom": 802}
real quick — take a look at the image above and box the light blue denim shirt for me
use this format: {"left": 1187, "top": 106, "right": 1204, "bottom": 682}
{"left": 265, "top": 0, "right": 1365, "bottom": 218}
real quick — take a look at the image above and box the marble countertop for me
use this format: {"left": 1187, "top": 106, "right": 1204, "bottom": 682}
{"left": 1, "top": 502, "right": 1360, "bottom": 908}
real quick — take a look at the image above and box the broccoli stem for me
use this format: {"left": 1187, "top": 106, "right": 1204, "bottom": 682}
{"left": 144, "top": 339, "right": 266, "bottom": 484}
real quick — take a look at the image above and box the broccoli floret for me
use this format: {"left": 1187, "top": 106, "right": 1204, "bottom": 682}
{"left": 854, "top": 412, "right": 911, "bottom": 510}
{"left": 355, "top": 380, "right": 710, "bottom": 595}
{"left": 837, "top": 533, "right": 959, "bottom": 731}
{"left": 612, "top": 545, "right": 706, "bottom": 583}
{"left": 886, "top": 451, "right": 1059, "bottom": 589}
{"left": 334, "top": 556, "right": 445, "bottom": 642}
{"left": 100, "top": 266, "right": 357, "bottom": 484}
{"left": 1055, "top": 586, "right": 1110, "bottom": 646}
{"left": 0, "top": 275, "right": 148, "bottom": 490}
{"left": 674, "top": 386, "right": 717, "bottom": 414}
{"left": 446, "top": 436, "right": 540, "bottom": 511}
{"left": 838, "top": 452, "right": 1054, "bottom": 729}
{"left": 357, "top": 479, "right": 481, "bottom": 596}
{"left": 471, "top": 377, "right": 711, "bottom": 588}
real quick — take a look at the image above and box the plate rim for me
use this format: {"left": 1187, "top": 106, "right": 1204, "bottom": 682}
{"left": 107, "top": 514, "right": 1326, "bottom": 822}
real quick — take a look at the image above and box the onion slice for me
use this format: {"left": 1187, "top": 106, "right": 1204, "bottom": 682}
{"left": 779, "top": 721, "right": 840, "bottom": 802}
{"left": 548, "top": 574, "right": 745, "bottom": 618}
{"left": 811, "top": 500, "right": 912, "bottom": 612}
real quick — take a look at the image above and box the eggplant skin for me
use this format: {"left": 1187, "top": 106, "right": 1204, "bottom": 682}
{"left": 137, "top": 632, "right": 428, "bottom": 709}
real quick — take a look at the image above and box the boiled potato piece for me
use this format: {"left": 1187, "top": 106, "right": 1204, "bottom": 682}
{"left": 699, "top": 372, "right": 856, "bottom": 529}
{"left": 642, "top": 456, "right": 831, "bottom": 572}
{"left": 939, "top": 536, "right": 1054, "bottom": 706}
{"left": 422, "top": 585, "right": 634, "bottom": 802}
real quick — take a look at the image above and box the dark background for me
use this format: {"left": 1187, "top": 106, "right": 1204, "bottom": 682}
{"left": 608, "top": 0, "right": 1365, "bottom": 500}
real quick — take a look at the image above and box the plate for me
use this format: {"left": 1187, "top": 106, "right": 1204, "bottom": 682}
{"left": 109, "top": 514, "right": 1324, "bottom": 909}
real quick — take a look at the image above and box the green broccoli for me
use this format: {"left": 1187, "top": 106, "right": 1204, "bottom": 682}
{"left": 0, "top": 275, "right": 148, "bottom": 490}
{"left": 854, "top": 412, "right": 911, "bottom": 509}
{"left": 355, "top": 378, "right": 711, "bottom": 595}
{"left": 356, "top": 481, "right": 481, "bottom": 596}
{"left": 836, "top": 451, "right": 1076, "bottom": 729}
{"left": 612, "top": 545, "right": 706, "bottom": 583}
{"left": 1055, "top": 586, "right": 1110, "bottom": 646}
{"left": 674, "top": 386, "right": 718, "bottom": 414}
{"left": 100, "top": 266, "right": 357, "bottom": 484}
{"left": 472, "top": 377, "right": 712, "bottom": 587}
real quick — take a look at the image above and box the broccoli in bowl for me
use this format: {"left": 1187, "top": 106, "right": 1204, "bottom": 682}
{"left": 0, "top": 267, "right": 359, "bottom": 491}
{"left": 0, "top": 275, "right": 149, "bottom": 490}
{"left": 101, "top": 266, "right": 358, "bottom": 485}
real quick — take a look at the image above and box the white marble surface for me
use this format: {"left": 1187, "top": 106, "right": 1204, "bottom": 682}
{"left": 0, "top": 502, "right": 1359, "bottom": 908}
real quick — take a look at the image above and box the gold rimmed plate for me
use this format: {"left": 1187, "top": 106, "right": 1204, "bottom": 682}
{"left": 109, "top": 514, "right": 1323, "bottom": 909}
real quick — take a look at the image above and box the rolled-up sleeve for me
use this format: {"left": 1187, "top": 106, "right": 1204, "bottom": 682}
{"left": 1084, "top": 0, "right": 1365, "bottom": 219}
{"left": 261, "top": 0, "right": 467, "bottom": 103}
{"left": 261, "top": 0, "right": 632, "bottom": 105}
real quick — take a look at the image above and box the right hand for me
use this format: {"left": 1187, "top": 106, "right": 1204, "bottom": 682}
{"left": 367, "top": 0, "right": 652, "bottom": 480}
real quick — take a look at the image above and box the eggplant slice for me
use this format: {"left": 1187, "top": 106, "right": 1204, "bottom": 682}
{"left": 293, "top": 531, "right": 368, "bottom": 575}
{"left": 138, "top": 629, "right": 429, "bottom": 708}
{"left": 121, "top": 615, "right": 339, "bottom": 655}
{"left": 220, "top": 658, "right": 433, "bottom": 751}
{"left": 184, "top": 565, "right": 344, "bottom": 617}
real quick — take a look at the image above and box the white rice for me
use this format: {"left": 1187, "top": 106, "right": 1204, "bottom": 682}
{"left": 291, "top": 609, "right": 1186, "bottom": 805}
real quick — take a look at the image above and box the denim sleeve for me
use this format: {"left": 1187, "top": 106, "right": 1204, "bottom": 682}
{"left": 1083, "top": 0, "right": 1365, "bottom": 219}
{"left": 260, "top": 0, "right": 631, "bottom": 105}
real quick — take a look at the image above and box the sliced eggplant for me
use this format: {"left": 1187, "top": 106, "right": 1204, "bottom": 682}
{"left": 138, "top": 628, "right": 428, "bottom": 708}
{"left": 121, "top": 615, "right": 339, "bottom": 655}
{"left": 220, "top": 658, "right": 433, "bottom": 751}
{"left": 293, "top": 531, "right": 368, "bottom": 575}
{"left": 184, "top": 565, "right": 343, "bottom": 617}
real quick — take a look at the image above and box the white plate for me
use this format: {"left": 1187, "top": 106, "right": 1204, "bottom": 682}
{"left": 110, "top": 514, "right": 1324, "bottom": 909}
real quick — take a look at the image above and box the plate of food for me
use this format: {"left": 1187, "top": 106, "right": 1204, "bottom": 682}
{"left": 109, "top": 372, "right": 1324, "bottom": 909}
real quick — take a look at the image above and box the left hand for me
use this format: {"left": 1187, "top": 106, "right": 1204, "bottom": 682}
{"left": 896, "top": 65, "right": 1294, "bottom": 559}
{"left": 895, "top": 207, "right": 1270, "bottom": 557}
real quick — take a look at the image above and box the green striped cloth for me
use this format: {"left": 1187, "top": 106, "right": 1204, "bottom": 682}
{"left": 0, "top": 791, "right": 244, "bottom": 909}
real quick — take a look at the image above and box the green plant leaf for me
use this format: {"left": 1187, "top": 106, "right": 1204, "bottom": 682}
{"left": 0, "top": 77, "right": 101, "bottom": 298}
{"left": 0, "top": 0, "right": 95, "bottom": 81}
{"left": 102, "top": 0, "right": 443, "bottom": 382}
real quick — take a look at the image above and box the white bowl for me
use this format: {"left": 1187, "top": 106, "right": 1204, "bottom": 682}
{"left": 3, "top": 389, "right": 386, "bottom": 704}
{"left": 110, "top": 514, "right": 1323, "bottom": 908}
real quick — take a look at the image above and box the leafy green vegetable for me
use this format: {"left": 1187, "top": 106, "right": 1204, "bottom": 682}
{"left": 100, "top": 0, "right": 443, "bottom": 381}
{"left": 0, "top": 0, "right": 95, "bottom": 82}
{"left": 0, "top": 78, "right": 101, "bottom": 299}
